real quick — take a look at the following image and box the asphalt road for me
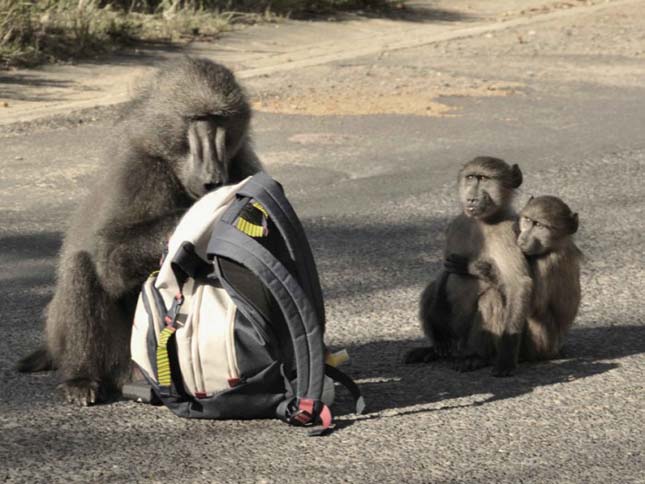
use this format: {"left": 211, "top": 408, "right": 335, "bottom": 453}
{"left": 1, "top": 2, "right": 644, "bottom": 483}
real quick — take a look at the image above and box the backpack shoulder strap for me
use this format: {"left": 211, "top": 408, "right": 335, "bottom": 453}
{"left": 230, "top": 172, "right": 326, "bottom": 329}
{"left": 207, "top": 221, "right": 330, "bottom": 429}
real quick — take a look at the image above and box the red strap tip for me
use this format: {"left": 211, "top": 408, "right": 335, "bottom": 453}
{"left": 319, "top": 404, "right": 332, "bottom": 428}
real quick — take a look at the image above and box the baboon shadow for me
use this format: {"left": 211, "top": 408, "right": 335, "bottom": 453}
{"left": 331, "top": 325, "right": 645, "bottom": 425}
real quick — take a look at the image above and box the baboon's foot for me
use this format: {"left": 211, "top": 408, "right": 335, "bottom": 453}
{"left": 405, "top": 346, "right": 441, "bottom": 364}
{"left": 435, "top": 342, "right": 453, "bottom": 359}
{"left": 491, "top": 364, "right": 516, "bottom": 378}
{"left": 452, "top": 356, "right": 488, "bottom": 373}
{"left": 58, "top": 378, "right": 100, "bottom": 406}
{"left": 59, "top": 378, "right": 122, "bottom": 405}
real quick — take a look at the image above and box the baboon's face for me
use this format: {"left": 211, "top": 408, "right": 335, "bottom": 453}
{"left": 517, "top": 214, "right": 556, "bottom": 255}
{"left": 517, "top": 197, "right": 578, "bottom": 256}
{"left": 177, "top": 116, "right": 246, "bottom": 199}
{"left": 459, "top": 169, "right": 508, "bottom": 219}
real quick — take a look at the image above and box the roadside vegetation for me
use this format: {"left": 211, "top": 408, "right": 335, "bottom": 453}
{"left": 0, "top": 0, "right": 400, "bottom": 68}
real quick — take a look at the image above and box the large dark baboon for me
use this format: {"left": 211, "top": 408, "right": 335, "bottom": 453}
{"left": 406, "top": 157, "right": 532, "bottom": 376}
{"left": 17, "top": 57, "right": 262, "bottom": 405}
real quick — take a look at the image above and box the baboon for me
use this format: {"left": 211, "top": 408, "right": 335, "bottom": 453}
{"left": 17, "top": 57, "right": 262, "bottom": 405}
{"left": 516, "top": 195, "right": 582, "bottom": 360}
{"left": 406, "top": 157, "right": 532, "bottom": 376}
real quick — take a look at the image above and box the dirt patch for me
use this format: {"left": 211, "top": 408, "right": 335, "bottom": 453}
{"left": 251, "top": 66, "right": 523, "bottom": 116}
{"left": 246, "top": 0, "right": 644, "bottom": 116}
{"left": 288, "top": 132, "right": 362, "bottom": 144}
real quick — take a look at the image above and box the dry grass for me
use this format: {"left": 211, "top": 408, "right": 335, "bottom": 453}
{"left": 0, "top": 0, "right": 398, "bottom": 68}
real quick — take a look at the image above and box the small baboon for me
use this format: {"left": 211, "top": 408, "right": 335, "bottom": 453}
{"left": 517, "top": 195, "right": 582, "bottom": 360}
{"left": 407, "top": 157, "right": 532, "bottom": 376}
{"left": 17, "top": 57, "right": 262, "bottom": 405}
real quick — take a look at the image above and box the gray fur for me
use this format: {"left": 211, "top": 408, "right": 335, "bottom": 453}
{"left": 517, "top": 196, "right": 582, "bottom": 360}
{"left": 17, "top": 57, "right": 263, "bottom": 405}
{"left": 406, "top": 157, "right": 532, "bottom": 377}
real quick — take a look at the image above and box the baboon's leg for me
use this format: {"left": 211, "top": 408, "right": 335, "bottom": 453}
{"left": 406, "top": 274, "right": 453, "bottom": 364}
{"left": 451, "top": 288, "right": 500, "bottom": 372}
{"left": 520, "top": 316, "right": 561, "bottom": 362}
{"left": 47, "top": 251, "right": 131, "bottom": 405}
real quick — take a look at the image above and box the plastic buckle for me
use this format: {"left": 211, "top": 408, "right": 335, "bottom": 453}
{"left": 164, "top": 293, "right": 184, "bottom": 326}
{"left": 295, "top": 398, "right": 315, "bottom": 424}
{"left": 292, "top": 411, "right": 312, "bottom": 425}
{"left": 281, "top": 398, "right": 334, "bottom": 436}
{"left": 282, "top": 398, "right": 311, "bottom": 426}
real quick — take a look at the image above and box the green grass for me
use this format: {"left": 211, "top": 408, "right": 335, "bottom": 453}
{"left": 0, "top": 0, "right": 399, "bottom": 68}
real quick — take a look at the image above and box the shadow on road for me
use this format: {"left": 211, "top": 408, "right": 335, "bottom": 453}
{"left": 331, "top": 325, "right": 645, "bottom": 427}
{"left": 0, "top": 230, "right": 63, "bottom": 261}
{"left": 0, "top": 43, "right": 181, "bottom": 103}
{"left": 293, "top": 4, "right": 474, "bottom": 23}
{"left": 306, "top": 215, "right": 451, "bottom": 299}
{"left": 3, "top": 225, "right": 643, "bottom": 432}
{"left": 0, "top": 231, "right": 60, "bottom": 348}
{"left": 0, "top": 75, "right": 81, "bottom": 102}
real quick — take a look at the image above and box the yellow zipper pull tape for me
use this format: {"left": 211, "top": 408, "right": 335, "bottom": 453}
{"left": 156, "top": 326, "right": 176, "bottom": 387}
{"left": 235, "top": 201, "right": 269, "bottom": 238}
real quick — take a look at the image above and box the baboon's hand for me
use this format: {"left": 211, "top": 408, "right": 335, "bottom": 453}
{"left": 444, "top": 254, "right": 469, "bottom": 275}
{"left": 472, "top": 260, "right": 498, "bottom": 284}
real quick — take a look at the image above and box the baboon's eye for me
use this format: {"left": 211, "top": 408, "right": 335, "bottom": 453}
{"left": 534, "top": 221, "right": 542, "bottom": 228}
{"left": 466, "top": 174, "right": 475, "bottom": 180}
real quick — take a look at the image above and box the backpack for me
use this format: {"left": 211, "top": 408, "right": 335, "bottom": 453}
{"left": 128, "top": 172, "right": 364, "bottom": 434}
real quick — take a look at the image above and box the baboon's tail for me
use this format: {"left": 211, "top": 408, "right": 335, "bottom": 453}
{"left": 16, "top": 346, "right": 55, "bottom": 372}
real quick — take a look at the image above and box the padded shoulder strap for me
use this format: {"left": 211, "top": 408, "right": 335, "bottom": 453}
{"left": 232, "top": 172, "right": 326, "bottom": 329}
{"left": 207, "top": 222, "right": 324, "bottom": 403}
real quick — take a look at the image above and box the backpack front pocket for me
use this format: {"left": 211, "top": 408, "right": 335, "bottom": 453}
{"left": 175, "top": 283, "right": 240, "bottom": 398}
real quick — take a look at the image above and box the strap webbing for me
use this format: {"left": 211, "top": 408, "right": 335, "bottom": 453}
{"left": 208, "top": 222, "right": 324, "bottom": 402}
{"left": 235, "top": 173, "right": 326, "bottom": 329}
{"left": 324, "top": 364, "right": 366, "bottom": 415}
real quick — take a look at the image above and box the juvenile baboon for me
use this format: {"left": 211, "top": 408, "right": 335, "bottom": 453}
{"left": 516, "top": 196, "right": 582, "bottom": 360}
{"left": 406, "top": 157, "right": 532, "bottom": 376}
{"left": 17, "top": 57, "right": 262, "bottom": 405}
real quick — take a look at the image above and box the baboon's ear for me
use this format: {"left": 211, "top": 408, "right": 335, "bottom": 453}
{"left": 510, "top": 164, "right": 523, "bottom": 188}
{"left": 569, "top": 213, "right": 579, "bottom": 234}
